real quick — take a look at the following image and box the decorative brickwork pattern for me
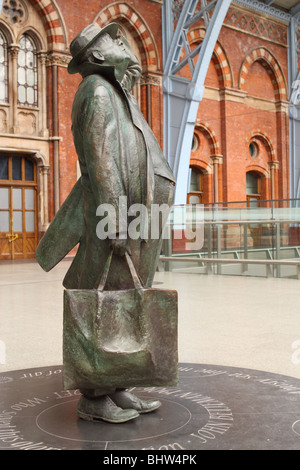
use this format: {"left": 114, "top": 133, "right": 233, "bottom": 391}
{"left": 247, "top": 130, "right": 276, "bottom": 162}
{"left": 95, "top": 2, "right": 159, "bottom": 71}
{"left": 190, "top": 157, "right": 211, "bottom": 173}
{"left": 28, "top": 0, "right": 66, "bottom": 50}
{"left": 196, "top": 121, "right": 221, "bottom": 155}
{"left": 187, "top": 28, "right": 233, "bottom": 88}
{"left": 239, "top": 47, "right": 287, "bottom": 100}
{"left": 225, "top": 6, "right": 287, "bottom": 46}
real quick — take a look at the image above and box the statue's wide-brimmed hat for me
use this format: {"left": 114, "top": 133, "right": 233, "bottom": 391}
{"left": 68, "top": 23, "right": 119, "bottom": 74}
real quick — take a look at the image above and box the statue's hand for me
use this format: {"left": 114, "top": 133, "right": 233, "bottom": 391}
{"left": 109, "top": 237, "right": 131, "bottom": 257}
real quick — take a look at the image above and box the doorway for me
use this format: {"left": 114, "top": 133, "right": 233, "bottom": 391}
{"left": 246, "top": 171, "right": 261, "bottom": 247}
{"left": 187, "top": 167, "right": 204, "bottom": 204}
{"left": 0, "top": 154, "right": 38, "bottom": 260}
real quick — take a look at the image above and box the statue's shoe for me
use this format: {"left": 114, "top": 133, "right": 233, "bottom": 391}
{"left": 109, "top": 391, "right": 161, "bottom": 414}
{"left": 77, "top": 395, "right": 139, "bottom": 423}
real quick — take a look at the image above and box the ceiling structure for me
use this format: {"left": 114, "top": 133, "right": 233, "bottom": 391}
{"left": 258, "top": 0, "right": 300, "bottom": 14}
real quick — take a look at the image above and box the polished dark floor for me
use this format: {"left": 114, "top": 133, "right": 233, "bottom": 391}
{"left": 1, "top": 363, "right": 300, "bottom": 450}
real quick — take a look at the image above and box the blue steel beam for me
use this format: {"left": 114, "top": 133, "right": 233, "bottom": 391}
{"left": 288, "top": 7, "right": 300, "bottom": 203}
{"left": 162, "top": 0, "right": 231, "bottom": 204}
{"left": 291, "top": 3, "right": 300, "bottom": 16}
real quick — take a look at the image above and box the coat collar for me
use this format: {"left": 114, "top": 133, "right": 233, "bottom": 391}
{"left": 79, "top": 62, "right": 126, "bottom": 97}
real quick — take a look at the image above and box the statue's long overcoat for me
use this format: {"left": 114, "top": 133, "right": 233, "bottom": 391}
{"left": 36, "top": 65, "right": 175, "bottom": 290}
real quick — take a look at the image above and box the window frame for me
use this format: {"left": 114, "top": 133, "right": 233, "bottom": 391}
{"left": 0, "top": 29, "right": 9, "bottom": 104}
{"left": 17, "top": 33, "right": 38, "bottom": 108}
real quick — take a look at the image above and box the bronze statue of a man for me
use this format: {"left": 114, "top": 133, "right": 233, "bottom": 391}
{"left": 36, "top": 23, "right": 176, "bottom": 423}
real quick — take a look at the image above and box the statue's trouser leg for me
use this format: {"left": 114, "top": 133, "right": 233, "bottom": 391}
{"left": 80, "top": 387, "right": 117, "bottom": 398}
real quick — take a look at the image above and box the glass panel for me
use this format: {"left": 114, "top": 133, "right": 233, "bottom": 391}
{"left": 25, "top": 36, "right": 33, "bottom": 51}
{"left": 0, "top": 188, "right": 9, "bottom": 209}
{"left": 248, "top": 197, "right": 259, "bottom": 209}
{"left": 26, "top": 51, "right": 34, "bottom": 68}
{"left": 246, "top": 173, "right": 259, "bottom": 195}
{"left": 0, "top": 211, "right": 9, "bottom": 232}
{"left": 26, "top": 68, "right": 34, "bottom": 87}
{"left": 189, "top": 195, "right": 202, "bottom": 204}
{"left": 25, "top": 159, "right": 34, "bottom": 181}
{"left": 17, "top": 49, "right": 25, "bottom": 67}
{"left": 18, "top": 85, "right": 26, "bottom": 104}
{"left": 0, "top": 31, "right": 7, "bottom": 103}
{"left": 13, "top": 211, "right": 22, "bottom": 232}
{"left": 19, "top": 35, "right": 26, "bottom": 49}
{"left": 0, "top": 156, "right": 8, "bottom": 179}
{"left": 0, "top": 82, "right": 5, "bottom": 101}
{"left": 25, "top": 188, "right": 34, "bottom": 209}
{"left": 190, "top": 169, "right": 200, "bottom": 192}
{"left": 25, "top": 212, "right": 35, "bottom": 232}
{"left": 18, "top": 67, "right": 26, "bottom": 85}
{"left": 27, "top": 87, "right": 34, "bottom": 105}
{"left": 12, "top": 157, "right": 22, "bottom": 180}
{"left": 13, "top": 188, "right": 22, "bottom": 209}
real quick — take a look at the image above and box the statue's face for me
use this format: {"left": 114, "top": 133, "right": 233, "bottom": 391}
{"left": 91, "top": 33, "right": 131, "bottom": 80}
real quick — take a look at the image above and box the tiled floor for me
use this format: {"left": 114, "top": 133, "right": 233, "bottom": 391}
{"left": 1, "top": 258, "right": 300, "bottom": 380}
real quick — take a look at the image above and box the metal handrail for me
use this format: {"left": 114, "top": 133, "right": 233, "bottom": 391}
{"left": 159, "top": 256, "right": 300, "bottom": 279}
{"left": 173, "top": 198, "right": 300, "bottom": 207}
{"left": 167, "top": 219, "right": 300, "bottom": 225}
{"left": 161, "top": 213, "right": 300, "bottom": 278}
{"left": 160, "top": 256, "right": 300, "bottom": 266}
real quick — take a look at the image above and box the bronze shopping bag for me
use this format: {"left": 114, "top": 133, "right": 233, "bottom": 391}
{"left": 63, "top": 251, "right": 178, "bottom": 391}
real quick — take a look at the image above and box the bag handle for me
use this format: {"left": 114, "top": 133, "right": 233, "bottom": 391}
{"left": 96, "top": 249, "right": 144, "bottom": 291}
{"left": 124, "top": 251, "right": 144, "bottom": 290}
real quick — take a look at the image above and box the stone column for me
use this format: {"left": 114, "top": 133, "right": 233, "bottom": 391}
{"left": 46, "top": 53, "right": 70, "bottom": 214}
{"left": 38, "top": 164, "right": 50, "bottom": 233}
{"left": 140, "top": 74, "right": 162, "bottom": 144}
{"left": 268, "top": 160, "right": 280, "bottom": 202}
{"left": 210, "top": 155, "right": 223, "bottom": 203}
{"left": 8, "top": 43, "right": 20, "bottom": 134}
{"left": 37, "top": 51, "right": 48, "bottom": 137}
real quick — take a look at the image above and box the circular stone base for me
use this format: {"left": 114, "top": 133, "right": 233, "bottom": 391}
{"left": 1, "top": 364, "right": 300, "bottom": 450}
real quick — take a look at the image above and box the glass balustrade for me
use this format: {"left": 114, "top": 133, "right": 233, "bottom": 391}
{"left": 160, "top": 200, "right": 300, "bottom": 279}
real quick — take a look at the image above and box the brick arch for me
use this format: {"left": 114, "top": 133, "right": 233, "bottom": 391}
{"left": 246, "top": 130, "right": 276, "bottom": 161}
{"left": 190, "top": 158, "right": 212, "bottom": 173}
{"left": 239, "top": 47, "right": 287, "bottom": 100}
{"left": 28, "top": 0, "right": 67, "bottom": 50}
{"left": 246, "top": 164, "right": 269, "bottom": 178}
{"left": 94, "top": 2, "right": 160, "bottom": 71}
{"left": 195, "top": 121, "right": 221, "bottom": 155}
{"left": 187, "top": 28, "right": 233, "bottom": 88}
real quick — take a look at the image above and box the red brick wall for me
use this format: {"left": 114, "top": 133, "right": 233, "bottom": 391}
{"left": 45, "top": 1, "right": 289, "bottom": 220}
{"left": 47, "top": 0, "right": 163, "bottom": 220}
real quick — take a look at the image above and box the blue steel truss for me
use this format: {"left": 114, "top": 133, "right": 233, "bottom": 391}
{"left": 288, "top": 6, "right": 300, "bottom": 204}
{"left": 162, "top": 0, "right": 232, "bottom": 204}
{"left": 162, "top": 0, "right": 300, "bottom": 205}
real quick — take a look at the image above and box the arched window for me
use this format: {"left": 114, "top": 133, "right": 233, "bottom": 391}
{"left": 0, "top": 30, "right": 8, "bottom": 103}
{"left": 17, "top": 34, "right": 38, "bottom": 107}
